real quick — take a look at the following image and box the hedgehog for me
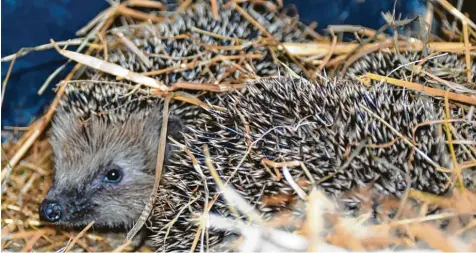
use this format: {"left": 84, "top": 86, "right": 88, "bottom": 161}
{"left": 39, "top": 0, "right": 309, "bottom": 248}
{"left": 84, "top": 0, "right": 312, "bottom": 85}
{"left": 40, "top": 75, "right": 476, "bottom": 251}
{"left": 38, "top": 0, "right": 476, "bottom": 251}
{"left": 344, "top": 49, "right": 476, "bottom": 86}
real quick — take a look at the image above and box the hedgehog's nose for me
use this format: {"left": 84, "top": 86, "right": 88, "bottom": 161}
{"left": 39, "top": 200, "right": 62, "bottom": 222}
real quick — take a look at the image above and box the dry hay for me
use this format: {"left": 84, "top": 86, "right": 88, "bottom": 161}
{"left": 1, "top": 0, "right": 475, "bottom": 252}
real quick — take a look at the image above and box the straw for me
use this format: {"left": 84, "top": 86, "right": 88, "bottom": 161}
{"left": 2, "top": 0, "right": 476, "bottom": 252}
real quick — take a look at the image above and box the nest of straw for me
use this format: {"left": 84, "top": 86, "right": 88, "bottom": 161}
{"left": 2, "top": 0, "right": 475, "bottom": 252}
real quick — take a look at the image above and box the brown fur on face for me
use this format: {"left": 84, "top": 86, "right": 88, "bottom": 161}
{"left": 44, "top": 104, "right": 182, "bottom": 229}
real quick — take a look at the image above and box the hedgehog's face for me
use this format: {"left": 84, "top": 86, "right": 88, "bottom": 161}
{"left": 40, "top": 159, "right": 154, "bottom": 229}
{"left": 40, "top": 109, "right": 182, "bottom": 229}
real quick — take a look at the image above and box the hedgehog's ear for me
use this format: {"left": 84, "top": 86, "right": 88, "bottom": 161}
{"left": 166, "top": 115, "right": 184, "bottom": 141}
{"left": 163, "top": 115, "right": 183, "bottom": 161}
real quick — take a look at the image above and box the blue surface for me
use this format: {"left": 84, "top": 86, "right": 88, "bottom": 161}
{"left": 1, "top": 0, "right": 108, "bottom": 130}
{"left": 287, "top": 0, "right": 425, "bottom": 32}
{"left": 1, "top": 0, "right": 425, "bottom": 141}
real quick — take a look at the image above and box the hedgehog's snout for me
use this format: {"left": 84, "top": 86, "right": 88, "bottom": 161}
{"left": 39, "top": 199, "right": 63, "bottom": 223}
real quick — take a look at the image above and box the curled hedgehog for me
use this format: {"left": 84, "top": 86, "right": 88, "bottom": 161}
{"left": 85, "top": 0, "right": 311, "bottom": 85}
{"left": 40, "top": 75, "right": 475, "bottom": 251}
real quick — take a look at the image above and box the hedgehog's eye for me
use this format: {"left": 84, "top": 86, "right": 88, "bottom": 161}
{"left": 104, "top": 169, "right": 122, "bottom": 183}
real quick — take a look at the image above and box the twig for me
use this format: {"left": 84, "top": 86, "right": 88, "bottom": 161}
{"left": 411, "top": 119, "right": 474, "bottom": 145}
{"left": 211, "top": 0, "right": 219, "bottom": 20}
{"left": 117, "top": 5, "right": 163, "bottom": 23}
{"left": 150, "top": 91, "right": 225, "bottom": 111}
{"left": 261, "top": 158, "right": 315, "bottom": 185}
{"left": 162, "top": 194, "right": 201, "bottom": 250}
{"left": 126, "top": 0, "right": 166, "bottom": 10}
{"left": 408, "top": 224, "right": 457, "bottom": 252}
{"left": 51, "top": 39, "right": 168, "bottom": 91}
{"left": 141, "top": 54, "right": 262, "bottom": 77}
{"left": 19, "top": 173, "right": 39, "bottom": 197}
{"left": 328, "top": 25, "right": 387, "bottom": 41}
{"left": 283, "top": 41, "right": 466, "bottom": 56}
{"left": 385, "top": 53, "right": 448, "bottom": 78}
{"left": 1, "top": 48, "right": 23, "bottom": 110}
{"left": 364, "top": 73, "right": 476, "bottom": 105}
{"left": 422, "top": 70, "right": 476, "bottom": 95}
{"left": 19, "top": 161, "right": 49, "bottom": 176}
{"left": 4, "top": 228, "right": 56, "bottom": 240}
{"left": 168, "top": 137, "right": 211, "bottom": 252}
{"left": 318, "top": 28, "right": 337, "bottom": 71}
{"left": 231, "top": 3, "right": 273, "bottom": 38}
{"left": 450, "top": 125, "right": 476, "bottom": 160}
{"left": 98, "top": 33, "right": 108, "bottom": 61}
{"left": 1, "top": 120, "right": 43, "bottom": 188}
{"left": 443, "top": 91, "right": 464, "bottom": 189}
{"left": 20, "top": 231, "right": 47, "bottom": 252}
{"left": 112, "top": 240, "right": 131, "bottom": 252}
{"left": 436, "top": 0, "right": 476, "bottom": 30}
{"left": 451, "top": 0, "right": 464, "bottom": 30}
{"left": 282, "top": 167, "right": 307, "bottom": 200}
{"left": 38, "top": 63, "right": 70, "bottom": 96}
{"left": 177, "top": 143, "right": 209, "bottom": 253}
{"left": 176, "top": 0, "right": 193, "bottom": 12}
{"left": 374, "top": 212, "right": 459, "bottom": 228}
{"left": 408, "top": 189, "right": 452, "bottom": 207}
{"left": 222, "top": 186, "right": 263, "bottom": 223}
{"left": 424, "top": 1, "right": 434, "bottom": 36}
{"left": 0, "top": 38, "right": 88, "bottom": 62}
{"left": 126, "top": 94, "right": 173, "bottom": 241}
{"left": 462, "top": 21, "right": 473, "bottom": 82}
{"left": 306, "top": 190, "right": 325, "bottom": 251}
{"left": 455, "top": 219, "right": 476, "bottom": 235}
{"left": 191, "top": 26, "right": 247, "bottom": 43}
{"left": 64, "top": 221, "right": 95, "bottom": 252}
{"left": 76, "top": 7, "right": 113, "bottom": 36}
{"left": 203, "top": 144, "right": 240, "bottom": 218}
{"left": 170, "top": 81, "right": 246, "bottom": 92}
